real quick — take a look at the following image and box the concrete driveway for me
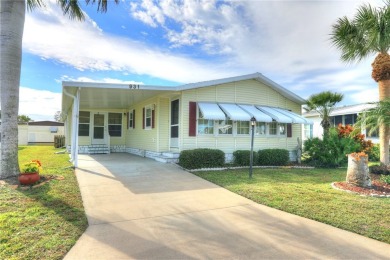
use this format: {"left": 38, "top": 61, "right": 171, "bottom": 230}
{"left": 65, "top": 153, "right": 390, "bottom": 259}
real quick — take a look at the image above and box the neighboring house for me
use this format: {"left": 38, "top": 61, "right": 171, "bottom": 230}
{"left": 0, "top": 121, "right": 64, "bottom": 145}
{"left": 18, "top": 121, "right": 65, "bottom": 145}
{"left": 302, "top": 103, "right": 378, "bottom": 143}
{"left": 61, "top": 73, "right": 312, "bottom": 167}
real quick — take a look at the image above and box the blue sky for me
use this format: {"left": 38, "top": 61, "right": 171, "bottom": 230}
{"left": 20, "top": 0, "right": 383, "bottom": 120}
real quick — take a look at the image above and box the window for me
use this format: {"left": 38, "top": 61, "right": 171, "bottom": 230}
{"left": 344, "top": 114, "right": 354, "bottom": 125}
{"left": 78, "top": 111, "right": 90, "bottom": 136}
{"left": 197, "top": 110, "right": 214, "bottom": 134}
{"left": 128, "top": 110, "right": 133, "bottom": 129}
{"left": 50, "top": 126, "right": 58, "bottom": 133}
{"left": 279, "top": 123, "right": 286, "bottom": 135}
{"left": 334, "top": 115, "right": 342, "bottom": 126}
{"left": 237, "top": 121, "right": 249, "bottom": 135}
{"left": 218, "top": 119, "right": 233, "bottom": 135}
{"left": 269, "top": 122, "right": 277, "bottom": 135}
{"left": 256, "top": 122, "right": 266, "bottom": 135}
{"left": 304, "top": 124, "right": 313, "bottom": 139}
{"left": 108, "top": 113, "right": 122, "bottom": 137}
{"left": 145, "top": 106, "right": 152, "bottom": 129}
{"left": 366, "top": 127, "right": 379, "bottom": 138}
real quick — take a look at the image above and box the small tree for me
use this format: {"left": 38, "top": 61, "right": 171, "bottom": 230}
{"left": 355, "top": 99, "right": 390, "bottom": 164}
{"left": 54, "top": 111, "right": 63, "bottom": 122}
{"left": 304, "top": 91, "right": 344, "bottom": 137}
{"left": 17, "top": 115, "right": 32, "bottom": 123}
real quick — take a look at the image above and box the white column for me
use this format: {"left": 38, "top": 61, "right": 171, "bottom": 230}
{"left": 74, "top": 88, "right": 80, "bottom": 167}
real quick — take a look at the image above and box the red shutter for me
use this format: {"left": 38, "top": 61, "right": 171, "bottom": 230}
{"left": 152, "top": 109, "right": 155, "bottom": 129}
{"left": 133, "top": 109, "right": 135, "bottom": 129}
{"left": 287, "top": 123, "right": 292, "bottom": 137}
{"left": 126, "top": 112, "right": 129, "bottom": 129}
{"left": 189, "top": 102, "right": 197, "bottom": 136}
{"left": 142, "top": 108, "right": 145, "bottom": 129}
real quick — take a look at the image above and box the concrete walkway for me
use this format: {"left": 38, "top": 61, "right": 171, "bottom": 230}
{"left": 65, "top": 154, "right": 390, "bottom": 259}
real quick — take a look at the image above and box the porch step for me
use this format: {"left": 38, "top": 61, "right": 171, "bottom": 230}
{"left": 154, "top": 152, "right": 180, "bottom": 163}
{"left": 88, "top": 144, "right": 110, "bottom": 154}
{"left": 161, "top": 152, "right": 180, "bottom": 159}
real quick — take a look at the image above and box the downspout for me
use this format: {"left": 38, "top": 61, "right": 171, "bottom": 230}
{"left": 63, "top": 88, "right": 80, "bottom": 167}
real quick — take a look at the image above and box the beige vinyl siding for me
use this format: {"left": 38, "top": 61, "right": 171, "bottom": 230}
{"left": 180, "top": 79, "right": 302, "bottom": 155}
{"left": 27, "top": 125, "right": 65, "bottom": 143}
{"left": 18, "top": 125, "right": 28, "bottom": 145}
{"left": 125, "top": 97, "right": 160, "bottom": 152}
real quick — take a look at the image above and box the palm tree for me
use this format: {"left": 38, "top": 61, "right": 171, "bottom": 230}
{"left": 331, "top": 1, "right": 390, "bottom": 165}
{"left": 0, "top": 0, "right": 118, "bottom": 179}
{"left": 304, "top": 91, "right": 344, "bottom": 137}
{"left": 355, "top": 99, "right": 390, "bottom": 139}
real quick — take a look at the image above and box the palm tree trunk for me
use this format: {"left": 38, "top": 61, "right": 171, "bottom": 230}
{"left": 0, "top": 1, "right": 25, "bottom": 178}
{"left": 379, "top": 79, "right": 390, "bottom": 165}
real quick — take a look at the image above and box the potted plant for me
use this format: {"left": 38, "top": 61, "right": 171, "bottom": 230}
{"left": 18, "top": 160, "right": 42, "bottom": 185}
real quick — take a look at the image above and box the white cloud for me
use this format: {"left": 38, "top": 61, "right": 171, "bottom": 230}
{"left": 23, "top": 0, "right": 387, "bottom": 107}
{"left": 57, "top": 75, "right": 144, "bottom": 85}
{"left": 129, "top": 0, "right": 383, "bottom": 105}
{"left": 19, "top": 87, "right": 61, "bottom": 121}
{"left": 23, "top": 2, "right": 238, "bottom": 83}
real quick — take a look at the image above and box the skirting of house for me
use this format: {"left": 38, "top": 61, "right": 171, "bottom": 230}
{"left": 68, "top": 145, "right": 297, "bottom": 164}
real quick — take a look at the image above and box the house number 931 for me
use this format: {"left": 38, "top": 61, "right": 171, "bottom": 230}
{"left": 129, "top": 84, "right": 140, "bottom": 89}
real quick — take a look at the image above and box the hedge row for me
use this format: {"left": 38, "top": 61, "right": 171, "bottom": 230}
{"left": 179, "top": 148, "right": 290, "bottom": 169}
{"left": 178, "top": 149, "right": 225, "bottom": 170}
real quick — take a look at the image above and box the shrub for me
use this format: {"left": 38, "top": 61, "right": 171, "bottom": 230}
{"left": 380, "top": 175, "right": 390, "bottom": 184}
{"left": 369, "top": 165, "right": 390, "bottom": 175}
{"left": 258, "top": 149, "right": 289, "bottom": 166}
{"left": 233, "top": 150, "right": 258, "bottom": 166}
{"left": 367, "top": 144, "right": 380, "bottom": 162}
{"left": 178, "top": 148, "right": 225, "bottom": 169}
{"left": 337, "top": 124, "right": 374, "bottom": 153}
{"left": 303, "top": 128, "right": 361, "bottom": 168}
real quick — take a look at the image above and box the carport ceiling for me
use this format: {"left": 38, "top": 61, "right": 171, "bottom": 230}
{"left": 63, "top": 86, "right": 178, "bottom": 111}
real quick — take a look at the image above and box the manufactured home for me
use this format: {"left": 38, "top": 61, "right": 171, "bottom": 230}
{"left": 302, "top": 103, "right": 378, "bottom": 143}
{"left": 62, "top": 73, "right": 312, "bottom": 167}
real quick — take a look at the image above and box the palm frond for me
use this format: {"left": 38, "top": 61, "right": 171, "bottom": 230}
{"left": 57, "top": 0, "right": 85, "bottom": 21}
{"left": 330, "top": 1, "right": 390, "bottom": 62}
{"left": 26, "top": 0, "right": 45, "bottom": 11}
{"left": 355, "top": 98, "right": 390, "bottom": 135}
{"left": 85, "top": 0, "right": 119, "bottom": 13}
{"left": 305, "top": 91, "right": 344, "bottom": 120}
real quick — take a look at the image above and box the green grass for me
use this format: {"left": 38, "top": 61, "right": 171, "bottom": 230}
{"left": 194, "top": 167, "right": 390, "bottom": 244}
{"left": 0, "top": 146, "right": 88, "bottom": 260}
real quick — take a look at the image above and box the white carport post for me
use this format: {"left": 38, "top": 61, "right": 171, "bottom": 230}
{"left": 72, "top": 88, "right": 80, "bottom": 167}
{"left": 63, "top": 87, "right": 80, "bottom": 167}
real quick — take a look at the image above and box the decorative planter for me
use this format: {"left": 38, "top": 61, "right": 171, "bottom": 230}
{"left": 18, "top": 172, "right": 40, "bottom": 185}
{"left": 346, "top": 154, "right": 372, "bottom": 188}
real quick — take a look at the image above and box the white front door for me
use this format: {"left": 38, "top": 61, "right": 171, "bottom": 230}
{"left": 92, "top": 112, "right": 107, "bottom": 144}
{"left": 170, "top": 99, "right": 179, "bottom": 148}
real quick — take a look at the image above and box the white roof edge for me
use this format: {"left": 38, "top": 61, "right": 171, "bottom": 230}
{"left": 177, "top": 72, "right": 306, "bottom": 105}
{"left": 303, "top": 103, "right": 377, "bottom": 117}
{"left": 62, "top": 81, "right": 177, "bottom": 91}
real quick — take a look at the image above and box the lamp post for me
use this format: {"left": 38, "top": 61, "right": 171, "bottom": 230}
{"left": 249, "top": 116, "right": 256, "bottom": 178}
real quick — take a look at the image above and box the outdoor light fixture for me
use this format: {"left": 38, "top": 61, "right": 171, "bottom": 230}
{"left": 249, "top": 116, "right": 256, "bottom": 178}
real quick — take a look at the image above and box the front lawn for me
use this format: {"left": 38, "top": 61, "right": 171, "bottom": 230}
{"left": 194, "top": 168, "right": 390, "bottom": 244}
{"left": 0, "top": 146, "right": 88, "bottom": 260}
